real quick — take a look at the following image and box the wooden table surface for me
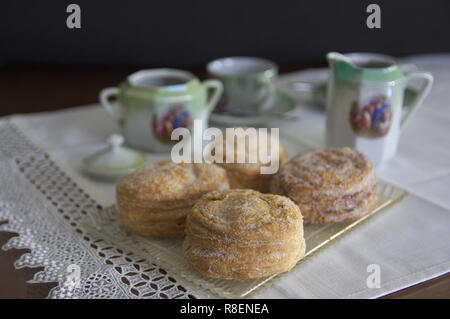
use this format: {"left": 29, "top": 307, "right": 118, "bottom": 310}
{"left": 0, "top": 68, "right": 448, "bottom": 299}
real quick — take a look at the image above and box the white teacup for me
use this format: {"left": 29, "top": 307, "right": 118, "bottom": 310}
{"left": 207, "top": 57, "right": 278, "bottom": 115}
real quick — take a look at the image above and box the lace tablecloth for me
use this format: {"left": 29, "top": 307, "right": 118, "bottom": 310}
{"left": 1, "top": 54, "right": 449, "bottom": 298}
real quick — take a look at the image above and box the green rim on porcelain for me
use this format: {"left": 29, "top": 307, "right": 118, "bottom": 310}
{"left": 327, "top": 52, "right": 405, "bottom": 83}
{"left": 121, "top": 69, "right": 202, "bottom": 97}
{"left": 207, "top": 57, "right": 278, "bottom": 80}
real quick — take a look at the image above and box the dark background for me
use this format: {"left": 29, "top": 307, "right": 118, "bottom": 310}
{"left": 2, "top": 0, "right": 450, "bottom": 69}
{"left": 1, "top": 0, "right": 449, "bottom": 116}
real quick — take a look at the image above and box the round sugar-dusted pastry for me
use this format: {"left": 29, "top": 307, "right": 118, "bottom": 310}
{"left": 270, "top": 147, "right": 378, "bottom": 224}
{"left": 116, "top": 161, "right": 229, "bottom": 237}
{"left": 213, "top": 128, "right": 288, "bottom": 192}
{"left": 183, "top": 189, "right": 305, "bottom": 279}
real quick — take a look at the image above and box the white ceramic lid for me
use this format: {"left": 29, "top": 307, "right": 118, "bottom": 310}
{"left": 82, "top": 134, "right": 147, "bottom": 178}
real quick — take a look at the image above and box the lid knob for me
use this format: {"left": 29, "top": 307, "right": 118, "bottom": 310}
{"left": 108, "top": 134, "right": 124, "bottom": 148}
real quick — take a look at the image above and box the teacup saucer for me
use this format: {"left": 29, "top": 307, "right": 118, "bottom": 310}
{"left": 209, "top": 89, "right": 300, "bottom": 127}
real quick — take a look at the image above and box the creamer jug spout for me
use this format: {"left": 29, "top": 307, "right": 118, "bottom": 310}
{"left": 326, "top": 52, "right": 354, "bottom": 70}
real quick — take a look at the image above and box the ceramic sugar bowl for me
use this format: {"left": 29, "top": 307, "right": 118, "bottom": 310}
{"left": 100, "top": 69, "right": 223, "bottom": 153}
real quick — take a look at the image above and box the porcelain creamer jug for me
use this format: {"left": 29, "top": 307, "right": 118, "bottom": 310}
{"left": 326, "top": 52, "right": 433, "bottom": 166}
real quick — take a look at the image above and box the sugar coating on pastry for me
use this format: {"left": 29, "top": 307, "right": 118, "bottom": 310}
{"left": 117, "top": 161, "right": 229, "bottom": 208}
{"left": 212, "top": 129, "right": 288, "bottom": 192}
{"left": 116, "top": 161, "right": 229, "bottom": 237}
{"left": 270, "top": 148, "right": 378, "bottom": 223}
{"left": 183, "top": 189, "right": 305, "bottom": 279}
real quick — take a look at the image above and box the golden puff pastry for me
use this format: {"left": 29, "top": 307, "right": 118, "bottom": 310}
{"left": 270, "top": 147, "right": 378, "bottom": 224}
{"left": 116, "top": 161, "right": 229, "bottom": 237}
{"left": 183, "top": 189, "right": 305, "bottom": 279}
{"left": 212, "top": 128, "right": 288, "bottom": 192}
